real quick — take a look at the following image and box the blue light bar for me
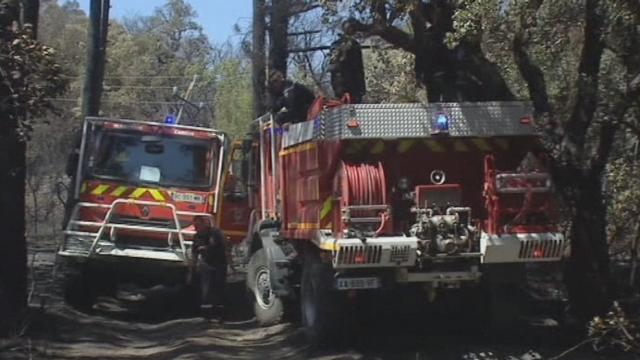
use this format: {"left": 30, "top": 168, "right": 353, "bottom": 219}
{"left": 433, "top": 112, "right": 449, "bottom": 134}
{"left": 164, "top": 114, "right": 176, "bottom": 125}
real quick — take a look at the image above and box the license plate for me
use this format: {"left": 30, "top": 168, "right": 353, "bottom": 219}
{"left": 172, "top": 192, "right": 205, "bottom": 204}
{"left": 336, "top": 277, "right": 380, "bottom": 290}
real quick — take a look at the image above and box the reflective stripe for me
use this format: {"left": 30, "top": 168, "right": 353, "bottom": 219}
{"left": 453, "top": 140, "right": 470, "bottom": 152}
{"left": 288, "top": 223, "right": 320, "bottom": 230}
{"left": 397, "top": 140, "right": 416, "bottom": 154}
{"left": 423, "top": 140, "right": 445, "bottom": 152}
{"left": 129, "top": 188, "right": 147, "bottom": 199}
{"left": 128, "top": 188, "right": 166, "bottom": 201}
{"left": 279, "top": 142, "right": 317, "bottom": 156}
{"left": 494, "top": 138, "right": 509, "bottom": 150}
{"left": 319, "top": 241, "right": 339, "bottom": 251}
{"left": 148, "top": 189, "right": 166, "bottom": 201}
{"left": 110, "top": 186, "right": 129, "bottom": 197}
{"left": 320, "top": 197, "right": 333, "bottom": 220}
{"left": 81, "top": 182, "right": 87, "bottom": 194}
{"left": 371, "top": 141, "right": 385, "bottom": 154}
{"left": 91, "top": 184, "right": 110, "bottom": 196}
{"left": 224, "top": 230, "right": 247, "bottom": 237}
{"left": 346, "top": 141, "right": 365, "bottom": 154}
{"left": 471, "top": 139, "right": 492, "bottom": 152}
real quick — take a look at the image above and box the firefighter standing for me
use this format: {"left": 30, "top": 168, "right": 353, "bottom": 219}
{"left": 189, "top": 216, "right": 229, "bottom": 318}
{"left": 328, "top": 18, "right": 366, "bottom": 103}
{"left": 267, "top": 70, "right": 315, "bottom": 125}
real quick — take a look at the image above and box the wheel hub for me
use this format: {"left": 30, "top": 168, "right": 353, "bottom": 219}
{"left": 255, "top": 267, "right": 275, "bottom": 309}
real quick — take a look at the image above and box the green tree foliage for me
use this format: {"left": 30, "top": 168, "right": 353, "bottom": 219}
{"left": 212, "top": 57, "right": 253, "bottom": 138}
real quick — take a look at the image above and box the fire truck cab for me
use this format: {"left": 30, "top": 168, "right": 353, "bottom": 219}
{"left": 59, "top": 117, "right": 227, "bottom": 308}
{"left": 221, "top": 100, "right": 566, "bottom": 343}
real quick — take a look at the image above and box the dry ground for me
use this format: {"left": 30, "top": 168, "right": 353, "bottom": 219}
{"left": 0, "top": 236, "right": 636, "bottom": 360}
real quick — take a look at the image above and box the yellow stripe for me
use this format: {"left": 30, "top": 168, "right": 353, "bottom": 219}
{"left": 371, "top": 141, "right": 385, "bottom": 154}
{"left": 288, "top": 223, "right": 320, "bottom": 230}
{"left": 453, "top": 140, "right": 470, "bottom": 152}
{"left": 471, "top": 139, "right": 492, "bottom": 152}
{"left": 320, "top": 197, "right": 333, "bottom": 220}
{"left": 81, "top": 182, "right": 87, "bottom": 194}
{"left": 110, "top": 186, "right": 128, "bottom": 197}
{"left": 319, "top": 242, "right": 339, "bottom": 251}
{"left": 345, "top": 141, "right": 364, "bottom": 154}
{"left": 397, "top": 140, "right": 416, "bottom": 154}
{"left": 424, "top": 140, "right": 445, "bottom": 152}
{"left": 279, "top": 142, "right": 317, "bottom": 156}
{"left": 148, "top": 189, "right": 165, "bottom": 201}
{"left": 224, "top": 230, "right": 247, "bottom": 237}
{"left": 129, "top": 188, "right": 147, "bottom": 199}
{"left": 494, "top": 138, "right": 509, "bottom": 150}
{"left": 91, "top": 184, "right": 110, "bottom": 195}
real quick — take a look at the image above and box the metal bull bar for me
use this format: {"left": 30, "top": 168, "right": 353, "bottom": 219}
{"left": 62, "top": 199, "right": 214, "bottom": 264}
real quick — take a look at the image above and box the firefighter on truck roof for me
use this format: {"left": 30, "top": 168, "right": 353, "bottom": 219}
{"left": 267, "top": 70, "right": 315, "bottom": 126}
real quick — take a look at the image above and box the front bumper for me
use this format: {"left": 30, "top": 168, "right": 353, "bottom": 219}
{"left": 58, "top": 236, "right": 192, "bottom": 265}
{"left": 480, "top": 232, "right": 565, "bottom": 263}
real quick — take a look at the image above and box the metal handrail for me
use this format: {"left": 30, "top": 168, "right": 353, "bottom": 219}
{"left": 63, "top": 200, "right": 213, "bottom": 264}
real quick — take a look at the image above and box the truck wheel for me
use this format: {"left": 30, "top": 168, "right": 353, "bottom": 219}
{"left": 301, "top": 254, "right": 345, "bottom": 347}
{"left": 485, "top": 282, "right": 523, "bottom": 335}
{"left": 247, "top": 248, "right": 285, "bottom": 325}
{"left": 63, "top": 265, "right": 97, "bottom": 311}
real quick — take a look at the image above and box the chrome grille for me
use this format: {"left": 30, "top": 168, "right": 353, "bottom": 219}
{"left": 390, "top": 245, "right": 412, "bottom": 263}
{"left": 518, "top": 238, "right": 564, "bottom": 259}
{"left": 336, "top": 244, "right": 383, "bottom": 265}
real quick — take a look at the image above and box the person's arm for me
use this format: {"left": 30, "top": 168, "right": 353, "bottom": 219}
{"left": 187, "top": 237, "right": 200, "bottom": 284}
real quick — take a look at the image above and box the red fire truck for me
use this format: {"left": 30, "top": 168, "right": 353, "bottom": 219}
{"left": 220, "top": 100, "right": 565, "bottom": 343}
{"left": 58, "top": 116, "right": 227, "bottom": 308}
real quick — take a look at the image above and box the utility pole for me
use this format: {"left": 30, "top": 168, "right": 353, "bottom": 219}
{"left": 252, "top": 0, "right": 267, "bottom": 118}
{"left": 82, "top": 0, "right": 109, "bottom": 118}
{"left": 176, "top": 75, "right": 198, "bottom": 124}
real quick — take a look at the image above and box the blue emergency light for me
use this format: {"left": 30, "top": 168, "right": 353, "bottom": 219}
{"left": 433, "top": 112, "right": 450, "bottom": 134}
{"left": 164, "top": 113, "right": 176, "bottom": 125}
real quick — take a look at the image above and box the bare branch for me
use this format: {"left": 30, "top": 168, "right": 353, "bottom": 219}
{"left": 288, "top": 0, "right": 320, "bottom": 16}
{"left": 288, "top": 30, "right": 322, "bottom": 37}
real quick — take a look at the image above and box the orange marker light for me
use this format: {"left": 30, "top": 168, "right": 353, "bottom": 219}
{"left": 347, "top": 119, "right": 360, "bottom": 129}
{"left": 520, "top": 116, "right": 533, "bottom": 125}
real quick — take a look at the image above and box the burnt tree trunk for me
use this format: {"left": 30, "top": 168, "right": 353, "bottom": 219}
{"left": 252, "top": 0, "right": 267, "bottom": 118}
{"left": 512, "top": 0, "right": 613, "bottom": 318}
{"left": 0, "top": 0, "right": 39, "bottom": 337}
{"left": 268, "top": 0, "right": 289, "bottom": 76}
{"left": 0, "top": 120, "right": 28, "bottom": 336}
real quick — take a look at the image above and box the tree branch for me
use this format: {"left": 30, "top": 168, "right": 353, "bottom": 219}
{"left": 350, "top": 19, "right": 416, "bottom": 53}
{"left": 288, "top": 1, "right": 320, "bottom": 16}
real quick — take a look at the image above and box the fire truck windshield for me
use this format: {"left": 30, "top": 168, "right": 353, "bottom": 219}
{"left": 88, "top": 130, "right": 216, "bottom": 189}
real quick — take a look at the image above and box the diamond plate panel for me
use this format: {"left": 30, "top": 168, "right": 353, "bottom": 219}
{"left": 320, "top": 102, "right": 534, "bottom": 140}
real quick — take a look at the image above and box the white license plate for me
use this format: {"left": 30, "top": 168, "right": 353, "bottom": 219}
{"left": 336, "top": 277, "right": 380, "bottom": 290}
{"left": 172, "top": 192, "right": 205, "bottom": 204}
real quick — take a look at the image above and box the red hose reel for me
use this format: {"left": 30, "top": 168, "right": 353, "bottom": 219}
{"left": 337, "top": 161, "right": 390, "bottom": 236}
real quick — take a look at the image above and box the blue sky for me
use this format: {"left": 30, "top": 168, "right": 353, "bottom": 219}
{"left": 78, "top": 0, "right": 252, "bottom": 44}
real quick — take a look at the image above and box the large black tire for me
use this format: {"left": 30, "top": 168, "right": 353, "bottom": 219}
{"left": 301, "top": 253, "right": 347, "bottom": 348}
{"left": 247, "top": 248, "right": 285, "bottom": 325}
{"left": 62, "top": 263, "right": 98, "bottom": 311}
{"left": 484, "top": 282, "right": 523, "bottom": 337}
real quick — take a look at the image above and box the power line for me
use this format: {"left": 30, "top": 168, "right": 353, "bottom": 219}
{"left": 69, "top": 85, "right": 178, "bottom": 89}
{"left": 47, "top": 98, "right": 187, "bottom": 105}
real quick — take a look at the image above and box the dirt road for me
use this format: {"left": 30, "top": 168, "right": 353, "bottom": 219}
{"left": 0, "top": 239, "right": 630, "bottom": 360}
